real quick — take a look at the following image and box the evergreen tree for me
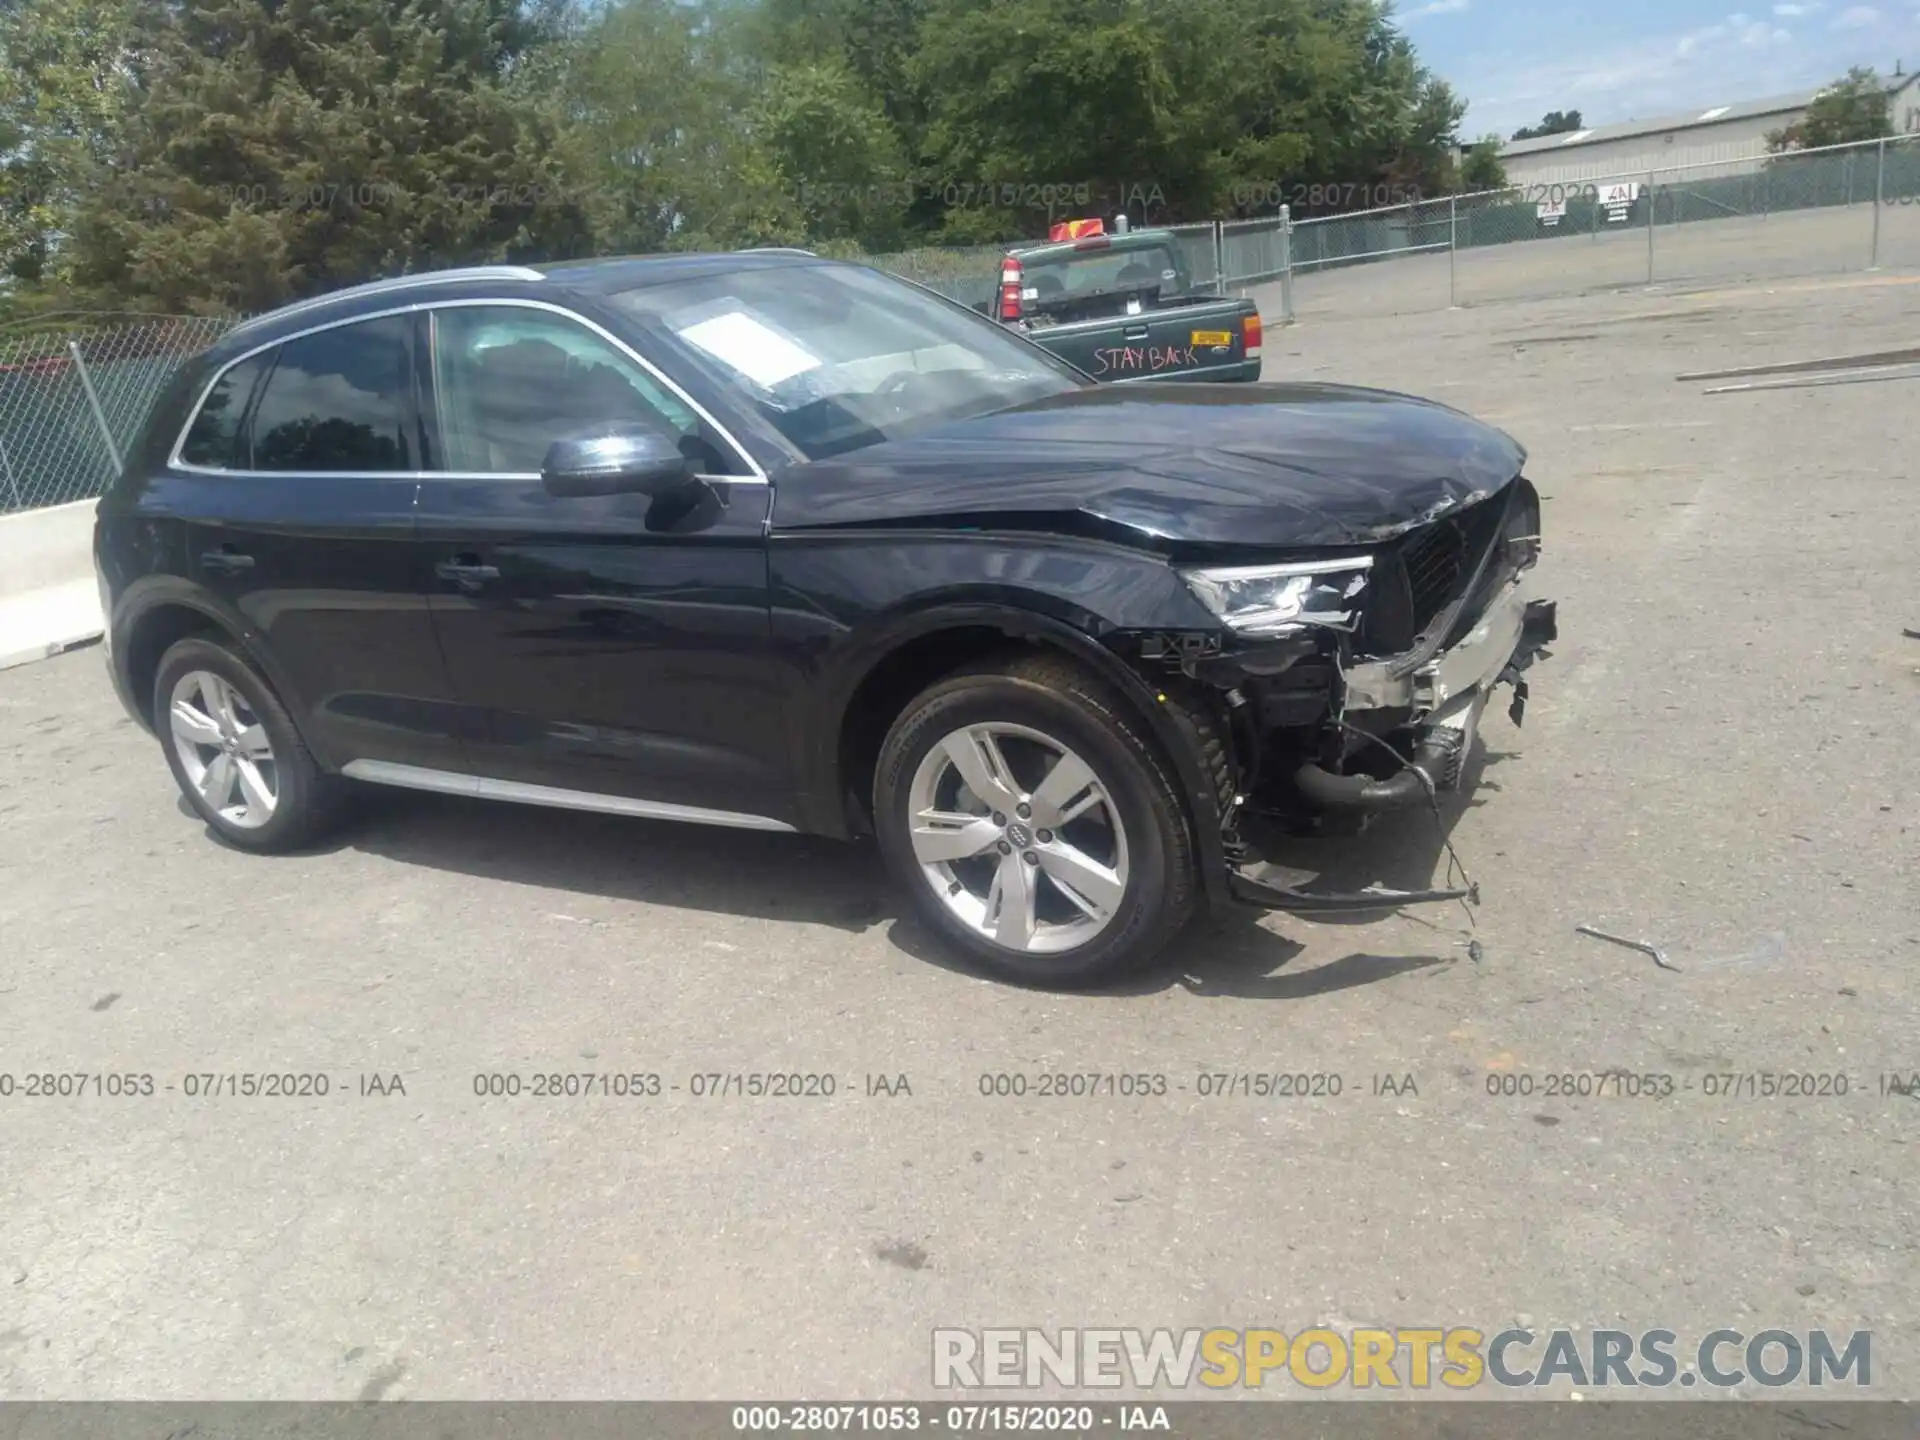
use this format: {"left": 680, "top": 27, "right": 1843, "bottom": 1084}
{"left": 68, "top": 0, "right": 597, "bottom": 313}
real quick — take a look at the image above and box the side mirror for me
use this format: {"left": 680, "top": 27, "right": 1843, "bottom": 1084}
{"left": 541, "top": 423, "right": 697, "bottom": 499}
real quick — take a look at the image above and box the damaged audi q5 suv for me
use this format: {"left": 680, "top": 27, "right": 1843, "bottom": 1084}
{"left": 96, "top": 251, "right": 1554, "bottom": 987}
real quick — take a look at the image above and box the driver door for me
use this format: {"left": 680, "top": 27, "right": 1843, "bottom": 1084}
{"left": 413, "top": 301, "right": 793, "bottom": 829}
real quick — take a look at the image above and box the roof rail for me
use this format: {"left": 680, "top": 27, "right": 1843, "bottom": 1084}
{"left": 232, "top": 265, "right": 545, "bottom": 332}
{"left": 741, "top": 247, "right": 817, "bottom": 257}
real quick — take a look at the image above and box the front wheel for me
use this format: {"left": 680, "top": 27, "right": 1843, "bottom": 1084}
{"left": 873, "top": 653, "right": 1198, "bottom": 987}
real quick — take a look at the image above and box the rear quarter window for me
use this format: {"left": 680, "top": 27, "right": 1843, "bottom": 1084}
{"left": 177, "top": 355, "right": 270, "bottom": 469}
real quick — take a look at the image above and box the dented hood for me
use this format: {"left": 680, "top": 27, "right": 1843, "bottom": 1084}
{"left": 770, "top": 381, "right": 1528, "bottom": 547}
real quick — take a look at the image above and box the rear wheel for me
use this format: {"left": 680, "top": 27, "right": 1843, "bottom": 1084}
{"left": 154, "top": 634, "right": 348, "bottom": 853}
{"left": 874, "top": 653, "right": 1197, "bottom": 987}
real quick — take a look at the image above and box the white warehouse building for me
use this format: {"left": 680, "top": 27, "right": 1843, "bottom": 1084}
{"left": 1492, "top": 69, "right": 1920, "bottom": 188}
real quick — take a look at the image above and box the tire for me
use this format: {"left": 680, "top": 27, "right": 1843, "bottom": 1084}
{"left": 153, "top": 633, "right": 348, "bottom": 853}
{"left": 874, "top": 652, "right": 1198, "bottom": 987}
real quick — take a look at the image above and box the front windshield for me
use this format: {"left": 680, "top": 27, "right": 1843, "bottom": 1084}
{"left": 611, "top": 262, "right": 1087, "bottom": 461}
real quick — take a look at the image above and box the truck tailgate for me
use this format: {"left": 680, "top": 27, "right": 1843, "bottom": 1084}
{"left": 1025, "top": 297, "right": 1261, "bottom": 382}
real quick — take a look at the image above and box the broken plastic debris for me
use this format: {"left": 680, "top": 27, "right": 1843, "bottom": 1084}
{"left": 1575, "top": 924, "right": 1681, "bottom": 972}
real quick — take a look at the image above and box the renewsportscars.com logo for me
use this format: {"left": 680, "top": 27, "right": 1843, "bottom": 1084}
{"left": 931, "top": 1327, "right": 1873, "bottom": 1391}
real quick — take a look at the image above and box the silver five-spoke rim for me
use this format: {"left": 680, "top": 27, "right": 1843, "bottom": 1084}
{"left": 169, "top": 670, "right": 278, "bottom": 830}
{"left": 906, "top": 722, "right": 1130, "bottom": 956}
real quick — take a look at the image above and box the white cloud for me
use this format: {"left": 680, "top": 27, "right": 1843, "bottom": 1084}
{"left": 1673, "top": 13, "right": 1794, "bottom": 56}
{"left": 1772, "top": 2, "right": 1821, "bottom": 14}
{"left": 1830, "top": 3, "right": 1879, "bottom": 23}
{"left": 1460, "top": 11, "right": 1836, "bottom": 135}
{"left": 1403, "top": 0, "right": 1469, "bottom": 17}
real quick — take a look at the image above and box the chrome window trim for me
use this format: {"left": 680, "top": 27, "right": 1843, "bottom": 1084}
{"left": 221, "top": 266, "right": 546, "bottom": 340}
{"left": 168, "top": 296, "right": 767, "bottom": 485}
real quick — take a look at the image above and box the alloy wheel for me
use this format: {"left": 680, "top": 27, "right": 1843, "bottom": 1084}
{"left": 905, "top": 722, "right": 1130, "bottom": 955}
{"left": 168, "top": 669, "right": 278, "bottom": 829}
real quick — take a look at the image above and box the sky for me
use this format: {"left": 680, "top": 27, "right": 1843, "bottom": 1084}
{"left": 1402, "top": 0, "right": 1920, "bottom": 138}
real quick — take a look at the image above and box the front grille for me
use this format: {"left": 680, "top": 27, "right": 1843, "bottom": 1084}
{"left": 1402, "top": 521, "right": 1469, "bottom": 628}
{"left": 1356, "top": 485, "right": 1518, "bottom": 656}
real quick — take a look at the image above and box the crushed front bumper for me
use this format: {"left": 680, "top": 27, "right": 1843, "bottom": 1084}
{"left": 1290, "top": 578, "right": 1558, "bottom": 813}
{"left": 1224, "top": 584, "right": 1557, "bottom": 913}
{"left": 1345, "top": 573, "right": 1550, "bottom": 720}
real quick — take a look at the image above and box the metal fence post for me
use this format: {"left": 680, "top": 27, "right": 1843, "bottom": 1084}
{"left": 1870, "top": 136, "right": 1886, "bottom": 269}
{"left": 1448, "top": 194, "right": 1458, "bottom": 307}
{"left": 68, "top": 339, "right": 123, "bottom": 476}
{"left": 0, "top": 435, "right": 21, "bottom": 511}
{"left": 1278, "top": 206, "right": 1295, "bottom": 324}
{"left": 1645, "top": 168, "right": 1656, "bottom": 284}
{"left": 1212, "top": 219, "right": 1225, "bottom": 296}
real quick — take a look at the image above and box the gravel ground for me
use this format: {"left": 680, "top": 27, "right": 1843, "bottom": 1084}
{"left": 1, "top": 273, "right": 1916, "bottom": 1401}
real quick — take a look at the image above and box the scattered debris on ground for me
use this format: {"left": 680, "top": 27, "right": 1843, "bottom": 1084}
{"left": 1575, "top": 924, "right": 1681, "bottom": 972}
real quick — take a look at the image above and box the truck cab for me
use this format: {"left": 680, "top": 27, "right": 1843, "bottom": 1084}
{"left": 991, "top": 219, "right": 1263, "bottom": 383}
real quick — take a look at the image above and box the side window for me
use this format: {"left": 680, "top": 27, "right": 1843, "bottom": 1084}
{"left": 245, "top": 315, "right": 413, "bottom": 473}
{"left": 178, "top": 354, "right": 269, "bottom": 468}
{"left": 428, "top": 305, "right": 738, "bottom": 475}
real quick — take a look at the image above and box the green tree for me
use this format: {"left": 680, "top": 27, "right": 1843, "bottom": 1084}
{"left": 1767, "top": 67, "right": 1892, "bottom": 151}
{"left": 1143, "top": 0, "right": 1469, "bottom": 217}
{"left": 1511, "top": 109, "right": 1582, "bottom": 141}
{"left": 0, "top": 0, "right": 142, "bottom": 292}
{"left": 10, "top": 0, "right": 1498, "bottom": 302}
{"left": 1323, "top": 4, "right": 1465, "bottom": 199}
{"left": 550, "top": 0, "right": 786, "bottom": 252}
{"left": 66, "top": 0, "right": 597, "bottom": 314}
{"left": 753, "top": 58, "right": 911, "bottom": 249}
{"left": 909, "top": 0, "right": 1178, "bottom": 238}
{"left": 1458, "top": 133, "right": 1508, "bottom": 191}
{"left": 748, "top": 0, "right": 929, "bottom": 139}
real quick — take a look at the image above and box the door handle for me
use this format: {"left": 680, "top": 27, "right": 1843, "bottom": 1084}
{"left": 198, "top": 546, "right": 255, "bottom": 574}
{"left": 1123, "top": 325, "right": 1151, "bottom": 341}
{"left": 435, "top": 557, "right": 501, "bottom": 586}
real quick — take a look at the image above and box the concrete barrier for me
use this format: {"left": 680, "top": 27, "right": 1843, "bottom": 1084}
{"left": 0, "top": 499, "right": 104, "bottom": 672}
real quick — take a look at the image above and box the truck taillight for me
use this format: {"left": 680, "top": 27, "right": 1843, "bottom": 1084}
{"left": 1243, "top": 312, "right": 1263, "bottom": 357}
{"left": 999, "top": 256, "right": 1024, "bottom": 321}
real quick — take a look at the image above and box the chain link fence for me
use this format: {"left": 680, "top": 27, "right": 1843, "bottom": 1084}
{"left": 862, "top": 242, "right": 1010, "bottom": 313}
{"left": 1159, "top": 222, "right": 1222, "bottom": 293}
{"left": 0, "top": 316, "right": 238, "bottom": 515}
{"left": 4, "top": 132, "right": 1917, "bottom": 518}
{"left": 1269, "top": 132, "right": 1920, "bottom": 321}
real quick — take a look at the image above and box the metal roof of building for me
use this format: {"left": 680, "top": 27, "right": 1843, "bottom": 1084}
{"left": 1499, "top": 73, "right": 1917, "bottom": 157}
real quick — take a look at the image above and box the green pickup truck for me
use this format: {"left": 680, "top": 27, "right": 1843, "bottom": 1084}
{"left": 988, "top": 222, "right": 1263, "bottom": 383}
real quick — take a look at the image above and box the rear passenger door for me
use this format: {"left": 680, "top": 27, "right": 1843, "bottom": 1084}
{"left": 172, "top": 312, "right": 458, "bottom": 772}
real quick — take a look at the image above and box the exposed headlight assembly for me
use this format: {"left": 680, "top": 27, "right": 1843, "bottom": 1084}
{"left": 1180, "top": 556, "right": 1373, "bottom": 637}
